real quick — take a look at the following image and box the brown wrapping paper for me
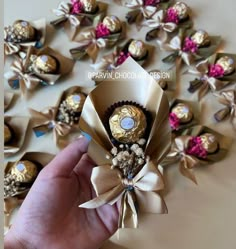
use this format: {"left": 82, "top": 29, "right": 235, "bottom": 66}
{"left": 4, "top": 46, "right": 75, "bottom": 98}
{"left": 78, "top": 57, "right": 171, "bottom": 228}
{"left": 4, "top": 92, "right": 15, "bottom": 111}
{"left": 4, "top": 116, "right": 30, "bottom": 157}
{"left": 4, "top": 152, "right": 55, "bottom": 230}
{"left": 4, "top": 18, "right": 46, "bottom": 57}
{"left": 161, "top": 125, "right": 232, "bottom": 184}
{"left": 51, "top": 1, "right": 107, "bottom": 41}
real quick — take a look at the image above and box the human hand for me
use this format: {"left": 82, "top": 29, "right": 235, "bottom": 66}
{"left": 4, "top": 137, "right": 119, "bottom": 249}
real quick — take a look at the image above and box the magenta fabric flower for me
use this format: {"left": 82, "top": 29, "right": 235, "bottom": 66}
{"left": 116, "top": 52, "right": 130, "bottom": 66}
{"left": 164, "top": 8, "right": 179, "bottom": 24}
{"left": 182, "top": 37, "right": 198, "bottom": 53}
{"left": 186, "top": 136, "right": 207, "bottom": 158}
{"left": 169, "top": 112, "right": 180, "bottom": 130}
{"left": 208, "top": 64, "right": 225, "bottom": 78}
{"left": 95, "top": 23, "right": 110, "bottom": 38}
{"left": 71, "top": 1, "right": 84, "bottom": 14}
{"left": 143, "top": 0, "right": 160, "bottom": 6}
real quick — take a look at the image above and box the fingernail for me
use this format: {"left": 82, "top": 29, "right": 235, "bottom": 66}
{"left": 81, "top": 131, "right": 92, "bottom": 141}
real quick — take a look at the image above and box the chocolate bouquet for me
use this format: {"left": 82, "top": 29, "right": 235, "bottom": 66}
{"left": 214, "top": 89, "right": 236, "bottom": 131}
{"left": 185, "top": 53, "right": 236, "bottom": 100}
{"left": 4, "top": 19, "right": 46, "bottom": 57}
{"left": 161, "top": 125, "right": 232, "bottom": 184}
{"left": 4, "top": 152, "right": 54, "bottom": 229}
{"left": 51, "top": 0, "right": 107, "bottom": 40}
{"left": 4, "top": 116, "right": 30, "bottom": 157}
{"left": 144, "top": 2, "right": 193, "bottom": 42}
{"left": 70, "top": 15, "right": 126, "bottom": 62}
{"left": 4, "top": 46, "right": 75, "bottom": 97}
{"left": 29, "top": 86, "right": 91, "bottom": 147}
{"left": 160, "top": 29, "right": 221, "bottom": 66}
{"left": 78, "top": 57, "right": 171, "bottom": 228}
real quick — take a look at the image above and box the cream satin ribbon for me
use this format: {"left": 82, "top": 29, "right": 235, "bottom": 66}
{"left": 125, "top": 0, "right": 158, "bottom": 19}
{"left": 80, "top": 160, "right": 166, "bottom": 228}
{"left": 52, "top": 1, "right": 81, "bottom": 27}
{"left": 90, "top": 53, "right": 118, "bottom": 71}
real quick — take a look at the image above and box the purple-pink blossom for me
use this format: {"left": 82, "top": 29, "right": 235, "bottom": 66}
{"left": 208, "top": 64, "right": 225, "bottom": 78}
{"left": 116, "top": 52, "right": 130, "bottom": 66}
{"left": 164, "top": 8, "right": 179, "bottom": 24}
{"left": 182, "top": 37, "right": 198, "bottom": 53}
{"left": 143, "top": 0, "right": 160, "bottom": 6}
{"left": 71, "top": 1, "right": 84, "bottom": 14}
{"left": 95, "top": 23, "right": 110, "bottom": 38}
{"left": 186, "top": 136, "right": 207, "bottom": 159}
{"left": 169, "top": 112, "right": 180, "bottom": 130}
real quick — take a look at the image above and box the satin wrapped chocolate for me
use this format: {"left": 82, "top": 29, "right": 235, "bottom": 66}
{"left": 81, "top": 0, "right": 97, "bottom": 13}
{"left": 33, "top": 55, "right": 58, "bottom": 74}
{"left": 200, "top": 133, "right": 218, "bottom": 153}
{"left": 191, "top": 30, "right": 210, "bottom": 47}
{"left": 216, "top": 56, "right": 235, "bottom": 75}
{"left": 172, "top": 2, "right": 189, "bottom": 20}
{"left": 171, "top": 103, "right": 193, "bottom": 123}
{"left": 128, "top": 40, "right": 147, "bottom": 59}
{"left": 65, "top": 93, "right": 86, "bottom": 112}
{"left": 102, "top": 15, "right": 122, "bottom": 33}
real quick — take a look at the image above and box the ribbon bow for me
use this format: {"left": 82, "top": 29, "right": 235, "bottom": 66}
{"left": 80, "top": 160, "right": 167, "bottom": 228}
{"left": 52, "top": 2, "right": 81, "bottom": 27}
{"left": 214, "top": 90, "right": 236, "bottom": 131}
{"left": 185, "top": 59, "right": 230, "bottom": 100}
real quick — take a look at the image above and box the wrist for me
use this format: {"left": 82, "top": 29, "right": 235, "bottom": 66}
{"left": 4, "top": 232, "right": 26, "bottom": 249}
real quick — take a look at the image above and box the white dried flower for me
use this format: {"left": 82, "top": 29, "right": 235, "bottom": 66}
{"left": 111, "top": 147, "right": 118, "bottom": 156}
{"left": 138, "top": 138, "right": 146, "bottom": 146}
{"left": 134, "top": 148, "right": 144, "bottom": 157}
{"left": 112, "top": 158, "right": 118, "bottom": 166}
{"left": 130, "top": 144, "right": 139, "bottom": 151}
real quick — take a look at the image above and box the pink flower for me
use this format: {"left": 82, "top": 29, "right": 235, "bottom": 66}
{"left": 169, "top": 112, "right": 180, "bottom": 130}
{"left": 71, "top": 1, "right": 84, "bottom": 14}
{"left": 208, "top": 64, "right": 224, "bottom": 78}
{"left": 182, "top": 37, "right": 198, "bottom": 53}
{"left": 164, "top": 8, "right": 179, "bottom": 24}
{"left": 95, "top": 23, "right": 110, "bottom": 38}
{"left": 143, "top": 0, "right": 160, "bottom": 6}
{"left": 186, "top": 136, "right": 207, "bottom": 159}
{"left": 116, "top": 52, "right": 130, "bottom": 66}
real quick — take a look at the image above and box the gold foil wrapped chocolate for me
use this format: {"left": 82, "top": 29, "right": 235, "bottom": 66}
{"left": 128, "top": 40, "right": 147, "bottom": 59}
{"left": 171, "top": 103, "right": 193, "bottom": 123}
{"left": 109, "top": 105, "right": 147, "bottom": 143}
{"left": 65, "top": 93, "right": 86, "bottom": 112}
{"left": 191, "top": 30, "right": 210, "bottom": 47}
{"left": 11, "top": 160, "right": 38, "bottom": 183}
{"left": 81, "top": 0, "right": 97, "bottom": 13}
{"left": 33, "top": 55, "right": 58, "bottom": 74}
{"left": 172, "top": 2, "right": 189, "bottom": 20}
{"left": 102, "top": 15, "right": 122, "bottom": 33}
{"left": 200, "top": 133, "right": 218, "bottom": 153}
{"left": 216, "top": 56, "right": 235, "bottom": 75}
{"left": 4, "top": 124, "right": 12, "bottom": 144}
{"left": 13, "top": 20, "right": 36, "bottom": 41}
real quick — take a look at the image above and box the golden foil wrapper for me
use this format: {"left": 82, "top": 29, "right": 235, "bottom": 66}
{"left": 128, "top": 40, "right": 147, "bottom": 59}
{"left": 172, "top": 2, "right": 189, "bottom": 20}
{"left": 13, "top": 20, "right": 36, "bottom": 41}
{"left": 11, "top": 160, "right": 38, "bottom": 183}
{"left": 158, "top": 79, "right": 167, "bottom": 89}
{"left": 34, "top": 55, "right": 58, "bottom": 74}
{"left": 4, "top": 124, "right": 12, "bottom": 144}
{"left": 102, "top": 15, "right": 122, "bottom": 33}
{"left": 109, "top": 105, "right": 147, "bottom": 143}
{"left": 171, "top": 103, "right": 193, "bottom": 123}
{"left": 191, "top": 30, "right": 211, "bottom": 47}
{"left": 81, "top": 0, "right": 97, "bottom": 13}
{"left": 200, "top": 133, "right": 218, "bottom": 153}
{"left": 216, "top": 56, "right": 235, "bottom": 75}
{"left": 65, "top": 93, "right": 86, "bottom": 112}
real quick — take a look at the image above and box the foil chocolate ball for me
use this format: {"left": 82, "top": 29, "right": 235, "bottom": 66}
{"left": 191, "top": 30, "right": 211, "bottom": 47}
{"left": 216, "top": 56, "right": 235, "bottom": 75}
{"left": 109, "top": 105, "right": 147, "bottom": 143}
{"left": 34, "top": 55, "right": 58, "bottom": 74}
{"left": 81, "top": 0, "right": 97, "bottom": 13}
{"left": 102, "top": 15, "right": 122, "bottom": 33}
{"left": 172, "top": 2, "right": 189, "bottom": 20}
{"left": 65, "top": 93, "right": 86, "bottom": 113}
{"left": 128, "top": 40, "right": 147, "bottom": 59}
{"left": 4, "top": 124, "right": 12, "bottom": 144}
{"left": 200, "top": 133, "right": 218, "bottom": 153}
{"left": 12, "top": 20, "right": 36, "bottom": 42}
{"left": 171, "top": 103, "right": 193, "bottom": 123}
{"left": 11, "top": 160, "right": 38, "bottom": 183}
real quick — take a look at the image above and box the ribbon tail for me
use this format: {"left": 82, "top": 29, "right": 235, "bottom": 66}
{"left": 198, "top": 82, "right": 210, "bottom": 100}
{"left": 208, "top": 78, "right": 230, "bottom": 92}
{"left": 214, "top": 107, "right": 231, "bottom": 122}
{"left": 179, "top": 157, "right": 198, "bottom": 184}
{"left": 87, "top": 43, "right": 99, "bottom": 63}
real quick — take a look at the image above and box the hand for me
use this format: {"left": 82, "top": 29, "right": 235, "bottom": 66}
{"left": 5, "top": 137, "right": 119, "bottom": 249}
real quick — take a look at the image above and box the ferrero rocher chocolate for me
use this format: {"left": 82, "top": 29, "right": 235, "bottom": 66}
{"left": 65, "top": 93, "right": 86, "bottom": 112}
{"left": 102, "top": 15, "right": 122, "bottom": 33}
{"left": 191, "top": 30, "right": 210, "bottom": 47}
{"left": 34, "top": 55, "right": 58, "bottom": 74}
{"left": 11, "top": 160, "right": 38, "bottom": 183}
{"left": 81, "top": 0, "right": 97, "bottom": 13}
{"left": 109, "top": 105, "right": 147, "bottom": 143}
{"left": 200, "top": 133, "right": 218, "bottom": 153}
{"left": 4, "top": 124, "right": 12, "bottom": 144}
{"left": 13, "top": 20, "right": 36, "bottom": 42}
{"left": 128, "top": 40, "right": 147, "bottom": 59}
{"left": 172, "top": 2, "right": 189, "bottom": 20}
{"left": 171, "top": 103, "right": 193, "bottom": 123}
{"left": 216, "top": 56, "right": 235, "bottom": 75}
